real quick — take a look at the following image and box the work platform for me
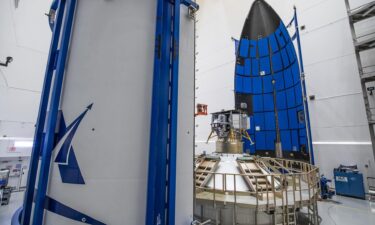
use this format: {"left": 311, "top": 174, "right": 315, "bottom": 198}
{"left": 194, "top": 155, "right": 319, "bottom": 225}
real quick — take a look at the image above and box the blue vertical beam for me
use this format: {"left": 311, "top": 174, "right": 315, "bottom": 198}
{"left": 146, "top": 0, "right": 170, "bottom": 225}
{"left": 31, "top": 0, "right": 77, "bottom": 224}
{"left": 294, "top": 7, "right": 315, "bottom": 164}
{"left": 155, "top": 1, "right": 172, "bottom": 224}
{"left": 21, "top": 1, "right": 66, "bottom": 224}
{"left": 146, "top": 1, "right": 198, "bottom": 225}
{"left": 145, "top": 0, "right": 163, "bottom": 222}
{"left": 167, "top": 0, "right": 181, "bottom": 224}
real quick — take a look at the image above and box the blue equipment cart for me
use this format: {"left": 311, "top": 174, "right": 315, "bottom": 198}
{"left": 334, "top": 165, "right": 366, "bottom": 199}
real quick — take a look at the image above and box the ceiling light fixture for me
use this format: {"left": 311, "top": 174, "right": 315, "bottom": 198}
{"left": 14, "top": 141, "right": 34, "bottom": 148}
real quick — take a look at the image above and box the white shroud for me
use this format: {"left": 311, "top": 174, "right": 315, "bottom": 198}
{"left": 40, "top": 1, "right": 195, "bottom": 224}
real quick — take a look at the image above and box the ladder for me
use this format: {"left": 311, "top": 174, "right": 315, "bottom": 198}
{"left": 237, "top": 158, "right": 274, "bottom": 199}
{"left": 195, "top": 156, "right": 205, "bottom": 170}
{"left": 309, "top": 201, "right": 319, "bottom": 225}
{"left": 345, "top": 0, "right": 375, "bottom": 161}
{"left": 274, "top": 206, "right": 296, "bottom": 225}
{"left": 195, "top": 157, "right": 220, "bottom": 187}
{"left": 146, "top": 1, "right": 198, "bottom": 225}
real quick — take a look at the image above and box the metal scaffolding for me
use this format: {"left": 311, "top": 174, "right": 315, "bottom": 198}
{"left": 345, "top": 0, "right": 375, "bottom": 161}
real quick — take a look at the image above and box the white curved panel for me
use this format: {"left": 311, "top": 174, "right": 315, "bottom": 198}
{"left": 40, "top": 1, "right": 195, "bottom": 224}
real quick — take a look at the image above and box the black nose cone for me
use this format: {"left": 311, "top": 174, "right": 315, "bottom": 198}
{"left": 241, "top": 0, "right": 281, "bottom": 40}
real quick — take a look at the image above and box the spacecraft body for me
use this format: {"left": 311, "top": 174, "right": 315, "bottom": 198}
{"left": 16, "top": 0, "right": 195, "bottom": 225}
{"left": 234, "top": 0, "right": 308, "bottom": 159}
{"left": 195, "top": 1, "right": 319, "bottom": 225}
{"left": 208, "top": 110, "right": 250, "bottom": 154}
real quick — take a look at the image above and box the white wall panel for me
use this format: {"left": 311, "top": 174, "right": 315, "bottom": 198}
{"left": 0, "top": 88, "right": 40, "bottom": 124}
{"left": 309, "top": 94, "right": 368, "bottom": 128}
{"left": 44, "top": 0, "right": 155, "bottom": 223}
{"left": 1, "top": 44, "right": 47, "bottom": 91}
{"left": 0, "top": 121, "right": 34, "bottom": 138}
{"left": 305, "top": 54, "right": 362, "bottom": 97}
{"left": 9, "top": 0, "right": 51, "bottom": 53}
{"left": 176, "top": 6, "right": 195, "bottom": 224}
{"left": 312, "top": 126, "right": 370, "bottom": 142}
{"left": 0, "top": 0, "right": 50, "bottom": 142}
{"left": 296, "top": 0, "right": 348, "bottom": 32}
{"left": 301, "top": 19, "right": 354, "bottom": 66}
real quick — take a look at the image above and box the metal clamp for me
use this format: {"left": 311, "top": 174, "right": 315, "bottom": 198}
{"left": 46, "top": 0, "right": 59, "bottom": 31}
{"left": 182, "top": 0, "right": 199, "bottom": 19}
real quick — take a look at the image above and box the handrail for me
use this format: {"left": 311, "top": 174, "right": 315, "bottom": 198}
{"left": 195, "top": 168, "right": 319, "bottom": 178}
{"left": 196, "top": 172, "right": 319, "bottom": 194}
{"left": 195, "top": 157, "right": 320, "bottom": 216}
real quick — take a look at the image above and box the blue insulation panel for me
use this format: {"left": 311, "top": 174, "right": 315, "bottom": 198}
{"left": 235, "top": 22, "right": 307, "bottom": 152}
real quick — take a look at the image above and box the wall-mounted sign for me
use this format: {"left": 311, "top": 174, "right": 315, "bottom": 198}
{"left": 8, "top": 146, "right": 18, "bottom": 153}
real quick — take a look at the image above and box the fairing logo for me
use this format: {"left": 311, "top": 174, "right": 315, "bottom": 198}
{"left": 54, "top": 103, "right": 93, "bottom": 184}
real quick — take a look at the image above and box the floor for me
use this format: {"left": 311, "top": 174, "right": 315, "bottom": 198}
{"left": 0, "top": 193, "right": 374, "bottom": 225}
{"left": 0, "top": 191, "right": 23, "bottom": 225}
{"left": 318, "top": 195, "right": 375, "bottom": 225}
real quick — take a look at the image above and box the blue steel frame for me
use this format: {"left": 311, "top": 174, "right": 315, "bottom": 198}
{"left": 293, "top": 7, "right": 315, "bottom": 164}
{"left": 146, "top": 1, "right": 198, "bottom": 225}
{"left": 21, "top": 0, "right": 67, "bottom": 224}
{"left": 146, "top": 1, "right": 173, "bottom": 224}
{"left": 167, "top": 0, "right": 181, "bottom": 224}
{"left": 19, "top": 0, "right": 77, "bottom": 224}
{"left": 32, "top": 0, "right": 77, "bottom": 223}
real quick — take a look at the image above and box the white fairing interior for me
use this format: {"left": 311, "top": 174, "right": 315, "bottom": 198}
{"left": 40, "top": 0, "right": 195, "bottom": 224}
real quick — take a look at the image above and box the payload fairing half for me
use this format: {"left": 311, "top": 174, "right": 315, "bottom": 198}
{"left": 16, "top": 1, "right": 197, "bottom": 225}
{"left": 235, "top": 0, "right": 309, "bottom": 159}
